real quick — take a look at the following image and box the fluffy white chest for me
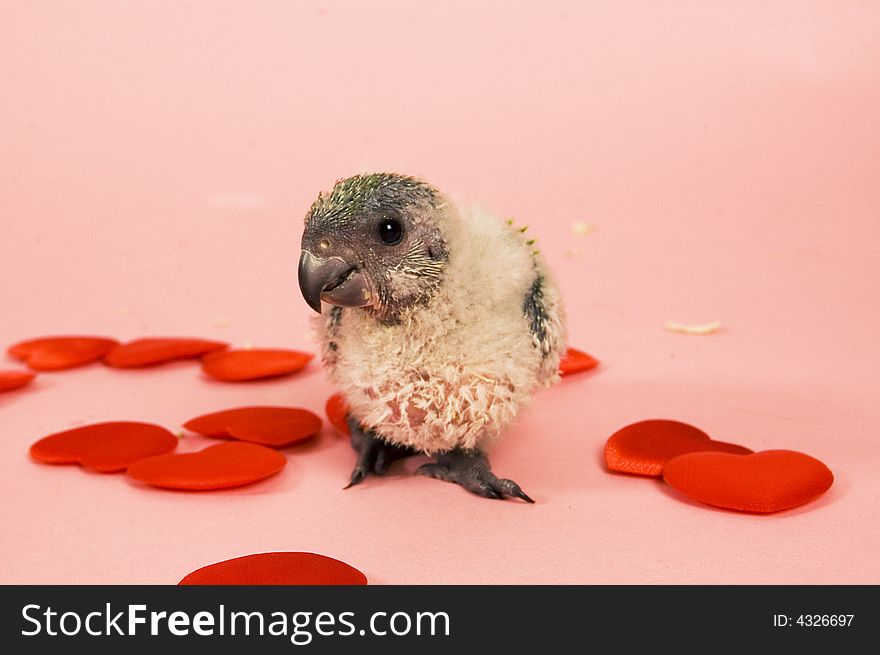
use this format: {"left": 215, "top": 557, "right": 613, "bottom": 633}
{"left": 324, "top": 289, "right": 541, "bottom": 452}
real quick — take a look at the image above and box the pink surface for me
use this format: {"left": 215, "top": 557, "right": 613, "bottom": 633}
{"left": 1, "top": 1, "right": 878, "bottom": 584}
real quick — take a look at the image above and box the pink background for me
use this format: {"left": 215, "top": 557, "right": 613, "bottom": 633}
{"left": 1, "top": 1, "right": 879, "bottom": 584}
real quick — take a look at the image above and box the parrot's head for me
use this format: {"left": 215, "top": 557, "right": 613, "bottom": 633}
{"left": 298, "top": 173, "right": 450, "bottom": 321}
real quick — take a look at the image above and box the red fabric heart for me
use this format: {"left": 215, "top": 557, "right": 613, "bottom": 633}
{"left": 0, "top": 369, "right": 35, "bottom": 393}
{"left": 9, "top": 336, "right": 119, "bottom": 371}
{"left": 30, "top": 421, "right": 178, "bottom": 473}
{"left": 104, "top": 337, "right": 227, "bottom": 368}
{"left": 178, "top": 552, "right": 367, "bottom": 585}
{"left": 183, "top": 406, "right": 322, "bottom": 448}
{"left": 325, "top": 393, "right": 351, "bottom": 435}
{"left": 127, "top": 442, "right": 286, "bottom": 490}
{"left": 604, "top": 419, "right": 752, "bottom": 477}
{"left": 559, "top": 347, "right": 599, "bottom": 376}
{"left": 201, "top": 349, "right": 313, "bottom": 382}
{"left": 663, "top": 449, "right": 834, "bottom": 513}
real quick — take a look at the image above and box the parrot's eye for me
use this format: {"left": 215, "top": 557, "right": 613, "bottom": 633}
{"left": 377, "top": 218, "right": 403, "bottom": 245}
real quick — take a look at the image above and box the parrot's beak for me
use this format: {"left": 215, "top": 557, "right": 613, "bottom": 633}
{"left": 298, "top": 250, "right": 373, "bottom": 314}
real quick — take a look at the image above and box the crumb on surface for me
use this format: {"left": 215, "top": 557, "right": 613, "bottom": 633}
{"left": 664, "top": 320, "right": 722, "bottom": 335}
{"left": 570, "top": 221, "right": 594, "bottom": 236}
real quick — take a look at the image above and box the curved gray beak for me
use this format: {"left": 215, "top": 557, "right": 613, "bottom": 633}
{"left": 298, "top": 250, "right": 373, "bottom": 314}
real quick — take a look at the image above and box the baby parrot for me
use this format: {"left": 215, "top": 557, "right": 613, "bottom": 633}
{"left": 298, "top": 173, "right": 566, "bottom": 501}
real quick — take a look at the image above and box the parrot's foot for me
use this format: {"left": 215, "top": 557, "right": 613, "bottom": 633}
{"left": 345, "top": 417, "right": 416, "bottom": 489}
{"left": 416, "top": 448, "right": 535, "bottom": 503}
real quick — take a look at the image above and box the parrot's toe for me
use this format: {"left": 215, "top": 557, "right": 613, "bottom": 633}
{"left": 416, "top": 449, "right": 535, "bottom": 503}
{"left": 345, "top": 418, "right": 416, "bottom": 489}
{"left": 344, "top": 465, "right": 369, "bottom": 489}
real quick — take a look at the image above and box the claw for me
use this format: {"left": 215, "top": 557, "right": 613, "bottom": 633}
{"left": 344, "top": 467, "right": 367, "bottom": 489}
{"left": 345, "top": 420, "right": 417, "bottom": 488}
{"left": 483, "top": 488, "right": 503, "bottom": 500}
{"left": 498, "top": 478, "right": 535, "bottom": 503}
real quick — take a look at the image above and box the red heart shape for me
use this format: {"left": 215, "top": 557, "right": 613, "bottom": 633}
{"left": 663, "top": 449, "right": 834, "bottom": 513}
{"left": 183, "top": 406, "right": 322, "bottom": 448}
{"left": 178, "top": 552, "right": 367, "bottom": 585}
{"left": 30, "top": 421, "right": 178, "bottom": 473}
{"left": 0, "top": 369, "right": 36, "bottom": 393}
{"left": 560, "top": 347, "right": 599, "bottom": 376}
{"left": 9, "top": 336, "right": 119, "bottom": 371}
{"left": 201, "top": 349, "right": 313, "bottom": 382}
{"left": 325, "top": 393, "right": 351, "bottom": 435}
{"left": 604, "top": 419, "right": 752, "bottom": 477}
{"left": 104, "top": 337, "right": 228, "bottom": 368}
{"left": 127, "top": 442, "right": 286, "bottom": 490}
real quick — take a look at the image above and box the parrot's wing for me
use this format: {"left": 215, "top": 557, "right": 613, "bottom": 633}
{"left": 524, "top": 274, "right": 553, "bottom": 357}
{"left": 523, "top": 270, "right": 565, "bottom": 383}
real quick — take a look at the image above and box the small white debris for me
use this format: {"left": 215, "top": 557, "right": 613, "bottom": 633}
{"left": 570, "top": 221, "right": 594, "bottom": 237}
{"left": 242, "top": 341, "right": 254, "bottom": 350}
{"left": 664, "top": 321, "right": 722, "bottom": 335}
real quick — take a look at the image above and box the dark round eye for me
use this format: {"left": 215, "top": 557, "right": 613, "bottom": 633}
{"left": 377, "top": 218, "right": 403, "bottom": 245}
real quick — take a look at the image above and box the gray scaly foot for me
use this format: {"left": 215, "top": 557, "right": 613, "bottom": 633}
{"left": 416, "top": 448, "right": 534, "bottom": 503}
